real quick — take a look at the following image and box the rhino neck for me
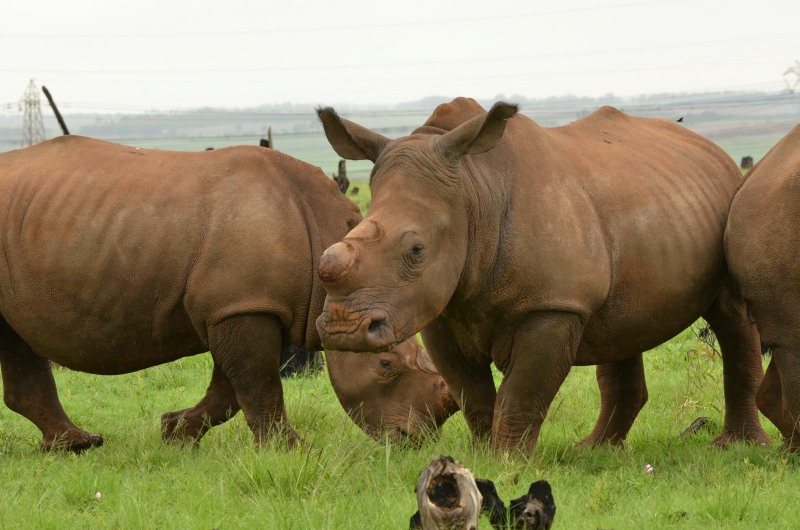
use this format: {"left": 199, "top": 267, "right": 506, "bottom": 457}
{"left": 450, "top": 152, "right": 514, "bottom": 308}
{"left": 292, "top": 166, "right": 363, "bottom": 351}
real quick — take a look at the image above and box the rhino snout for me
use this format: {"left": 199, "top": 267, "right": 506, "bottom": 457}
{"left": 365, "top": 314, "right": 394, "bottom": 348}
{"left": 317, "top": 309, "right": 398, "bottom": 352}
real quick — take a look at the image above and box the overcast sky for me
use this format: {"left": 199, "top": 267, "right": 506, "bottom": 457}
{"left": 2, "top": 0, "right": 798, "bottom": 113}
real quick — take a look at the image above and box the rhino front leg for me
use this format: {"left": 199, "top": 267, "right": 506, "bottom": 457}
{"left": 0, "top": 321, "right": 103, "bottom": 452}
{"left": 422, "top": 319, "right": 496, "bottom": 441}
{"left": 161, "top": 361, "right": 241, "bottom": 444}
{"left": 207, "top": 313, "right": 299, "bottom": 447}
{"left": 493, "top": 312, "right": 582, "bottom": 452}
{"left": 703, "top": 283, "right": 770, "bottom": 446}
{"left": 579, "top": 353, "right": 648, "bottom": 446}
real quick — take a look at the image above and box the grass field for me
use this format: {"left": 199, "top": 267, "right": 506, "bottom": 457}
{"left": 0, "top": 326, "right": 797, "bottom": 529}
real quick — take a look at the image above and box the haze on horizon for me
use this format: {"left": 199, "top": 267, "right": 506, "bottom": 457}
{"left": 1, "top": 0, "right": 799, "bottom": 114}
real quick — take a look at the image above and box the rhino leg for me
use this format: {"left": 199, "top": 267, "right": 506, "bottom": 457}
{"left": 207, "top": 313, "right": 300, "bottom": 447}
{"left": 0, "top": 320, "right": 103, "bottom": 452}
{"left": 492, "top": 312, "right": 582, "bottom": 452}
{"left": 758, "top": 347, "right": 800, "bottom": 451}
{"left": 422, "top": 320, "right": 497, "bottom": 441}
{"left": 703, "top": 284, "right": 770, "bottom": 446}
{"left": 579, "top": 353, "right": 648, "bottom": 446}
{"left": 161, "top": 361, "right": 241, "bottom": 444}
{"left": 756, "top": 357, "right": 790, "bottom": 437}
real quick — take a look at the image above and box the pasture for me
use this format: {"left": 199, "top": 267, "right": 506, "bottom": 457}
{"left": 1, "top": 325, "right": 798, "bottom": 529}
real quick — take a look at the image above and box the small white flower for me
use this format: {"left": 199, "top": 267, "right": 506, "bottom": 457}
{"left": 95, "top": 492, "right": 102, "bottom": 499}
{"left": 645, "top": 464, "right": 654, "bottom": 474}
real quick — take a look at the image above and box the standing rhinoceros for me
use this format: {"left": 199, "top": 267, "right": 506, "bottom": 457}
{"left": 314, "top": 97, "right": 769, "bottom": 452}
{"left": 0, "top": 136, "right": 455, "bottom": 452}
{"left": 725, "top": 123, "right": 800, "bottom": 451}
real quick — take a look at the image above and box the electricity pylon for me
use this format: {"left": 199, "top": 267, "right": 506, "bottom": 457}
{"left": 19, "top": 79, "right": 45, "bottom": 147}
{"left": 785, "top": 61, "right": 800, "bottom": 94}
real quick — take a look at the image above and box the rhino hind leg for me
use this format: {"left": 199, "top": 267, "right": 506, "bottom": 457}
{"left": 206, "top": 313, "right": 300, "bottom": 447}
{"left": 702, "top": 285, "right": 770, "bottom": 446}
{"left": 579, "top": 353, "right": 648, "bottom": 446}
{"left": 758, "top": 343, "right": 800, "bottom": 451}
{"left": 0, "top": 320, "right": 103, "bottom": 452}
{"left": 756, "top": 357, "right": 791, "bottom": 437}
{"left": 161, "top": 361, "right": 241, "bottom": 444}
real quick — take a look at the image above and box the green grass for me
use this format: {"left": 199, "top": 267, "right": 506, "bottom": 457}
{"left": 0, "top": 326, "right": 798, "bottom": 529}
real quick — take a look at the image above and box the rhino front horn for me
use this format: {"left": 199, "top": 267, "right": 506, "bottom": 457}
{"left": 318, "top": 242, "right": 357, "bottom": 283}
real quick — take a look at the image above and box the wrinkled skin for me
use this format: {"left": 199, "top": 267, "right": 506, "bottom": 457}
{"left": 726, "top": 124, "right": 800, "bottom": 451}
{"left": 0, "top": 136, "right": 454, "bottom": 452}
{"left": 315, "top": 97, "right": 768, "bottom": 452}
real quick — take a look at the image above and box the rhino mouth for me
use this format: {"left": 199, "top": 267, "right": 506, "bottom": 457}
{"left": 317, "top": 308, "right": 401, "bottom": 352}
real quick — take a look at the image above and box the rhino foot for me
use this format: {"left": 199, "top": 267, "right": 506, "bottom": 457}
{"left": 778, "top": 438, "right": 800, "bottom": 453}
{"left": 251, "top": 424, "right": 306, "bottom": 450}
{"left": 161, "top": 410, "right": 209, "bottom": 444}
{"left": 41, "top": 429, "right": 104, "bottom": 453}
{"left": 711, "top": 428, "right": 771, "bottom": 448}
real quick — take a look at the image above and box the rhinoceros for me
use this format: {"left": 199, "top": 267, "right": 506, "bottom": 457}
{"left": 725, "top": 123, "right": 800, "bottom": 451}
{"left": 0, "top": 136, "right": 455, "bottom": 452}
{"left": 314, "top": 97, "right": 769, "bottom": 452}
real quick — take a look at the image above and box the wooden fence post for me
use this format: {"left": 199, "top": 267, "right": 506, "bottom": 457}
{"left": 259, "top": 127, "right": 273, "bottom": 149}
{"left": 414, "top": 456, "right": 481, "bottom": 530}
{"left": 41, "top": 85, "right": 70, "bottom": 136}
{"left": 332, "top": 159, "right": 350, "bottom": 194}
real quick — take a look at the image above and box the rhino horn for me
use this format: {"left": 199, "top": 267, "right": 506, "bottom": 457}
{"left": 318, "top": 241, "right": 357, "bottom": 283}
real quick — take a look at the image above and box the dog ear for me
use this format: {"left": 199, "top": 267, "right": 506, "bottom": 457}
{"left": 475, "top": 478, "right": 508, "bottom": 528}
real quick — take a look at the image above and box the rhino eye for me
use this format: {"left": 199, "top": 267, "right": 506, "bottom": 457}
{"left": 408, "top": 244, "right": 424, "bottom": 263}
{"left": 379, "top": 359, "right": 391, "bottom": 370}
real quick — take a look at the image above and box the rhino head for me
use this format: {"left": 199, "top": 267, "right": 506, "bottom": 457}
{"left": 326, "top": 336, "right": 457, "bottom": 441}
{"left": 314, "top": 101, "right": 518, "bottom": 352}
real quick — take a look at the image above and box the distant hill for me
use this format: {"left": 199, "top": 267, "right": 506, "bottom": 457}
{"left": 2, "top": 90, "right": 798, "bottom": 179}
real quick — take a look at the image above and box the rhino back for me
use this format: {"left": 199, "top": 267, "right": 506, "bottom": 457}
{"left": 0, "top": 137, "right": 353, "bottom": 373}
{"left": 465, "top": 108, "right": 741, "bottom": 361}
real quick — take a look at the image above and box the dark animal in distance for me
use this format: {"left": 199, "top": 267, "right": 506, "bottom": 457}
{"left": 278, "top": 344, "right": 322, "bottom": 377}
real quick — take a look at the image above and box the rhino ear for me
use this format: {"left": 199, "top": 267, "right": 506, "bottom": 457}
{"left": 434, "top": 102, "right": 518, "bottom": 163}
{"left": 317, "top": 107, "right": 389, "bottom": 162}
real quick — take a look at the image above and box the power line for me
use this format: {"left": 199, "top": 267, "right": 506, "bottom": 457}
{"left": 3, "top": 32, "right": 795, "bottom": 76}
{"left": 3, "top": 0, "right": 688, "bottom": 39}
{"left": 1, "top": 87, "right": 792, "bottom": 119}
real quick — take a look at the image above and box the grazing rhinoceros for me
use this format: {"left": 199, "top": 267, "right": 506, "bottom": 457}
{"left": 0, "top": 136, "right": 455, "bottom": 452}
{"left": 314, "top": 97, "right": 769, "bottom": 452}
{"left": 725, "top": 123, "right": 800, "bottom": 451}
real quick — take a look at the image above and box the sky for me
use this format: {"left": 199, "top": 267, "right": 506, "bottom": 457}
{"left": 1, "top": 0, "right": 799, "bottom": 113}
